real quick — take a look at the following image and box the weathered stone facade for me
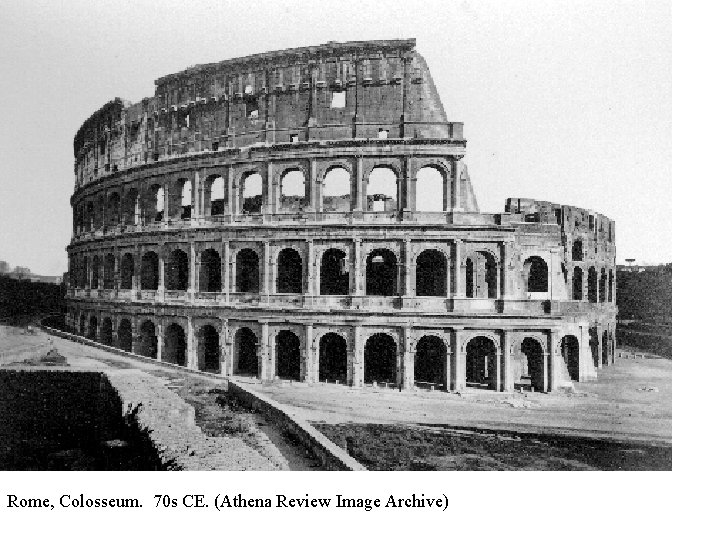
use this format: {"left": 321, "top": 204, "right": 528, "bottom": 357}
{"left": 66, "top": 39, "right": 616, "bottom": 393}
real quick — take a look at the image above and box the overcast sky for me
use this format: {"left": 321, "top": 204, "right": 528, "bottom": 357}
{"left": 0, "top": 0, "right": 670, "bottom": 276}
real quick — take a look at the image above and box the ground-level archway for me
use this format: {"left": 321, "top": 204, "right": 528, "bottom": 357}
{"left": 365, "top": 249, "right": 398, "bottom": 296}
{"left": 318, "top": 332, "right": 347, "bottom": 384}
{"left": 561, "top": 335, "right": 580, "bottom": 381}
{"left": 364, "top": 333, "right": 396, "bottom": 385}
{"left": 137, "top": 320, "right": 157, "bottom": 358}
{"left": 164, "top": 323, "right": 186, "bottom": 366}
{"left": 414, "top": 335, "right": 447, "bottom": 389}
{"left": 519, "top": 337, "right": 545, "bottom": 391}
{"left": 87, "top": 315, "right": 98, "bottom": 340}
{"left": 197, "top": 325, "right": 221, "bottom": 372}
{"left": 235, "top": 327, "right": 258, "bottom": 376}
{"left": 466, "top": 336, "right": 498, "bottom": 390}
{"left": 100, "top": 317, "right": 113, "bottom": 345}
{"left": 320, "top": 249, "right": 349, "bottom": 295}
{"left": 118, "top": 319, "right": 133, "bottom": 352}
{"left": 276, "top": 330, "right": 301, "bottom": 380}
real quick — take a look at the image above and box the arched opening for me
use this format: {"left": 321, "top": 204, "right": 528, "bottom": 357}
{"left": 276, "top": 248, "right": 302, "bottom": 293}
{"left": 122, "top": 189, "right": 139, "bottom": 225}
{"left": 87, "top": 315, "right": 97, "bottom": 340}
{"left": 519, "top": 337, "right": 545, "bottom": 391}
{"left": 138, "top": 320, "right": 157, "bottom": 358}
{"left": 364, "top": 333, "right": 396, "bottom": 385}
{"left": 197, "top": 325, "right": 221, "bottom": 372}
{"left": 178, "top": 179, "right": 192, "bottom": 219}
{"left": 561, "top": 335, "right": 580, "bottom": 381}
{"left": 414, "top": 335, "right": 447, "bottom": 389}
{"left": 319, "top": 333, "right": 347, "bottom": 384}
{"left": 118, "top": 319, "right": 133, "bottom": 352}
{"left": 280, "top": 170, "right": 306, "bottom": 211}
{"left": 572, "top": 239, "right": 583, "bottom": 261}
{"left": 208, "top": 176, "right": 225, "bottom": 216}
{"left": 151, "top": 185, "right": 165, "bottom": 222}
{"left": 103, "top": 254, "right": 115, "bottom": 289}
{"left": 166, "top": 249, "right": 189, "bottom": 291}
{"left": 602, "top": 330, "right": 609, "bottom": 365}
{"left": 100, "top": 317, "right": 113, "bottom": 345}
{"left": 365, "top": 249, "right": 398, "bottom": 296}
{"left": 469, "top": 251, "right": 497, "bottom": 299}
{"left": 415, "top": 166, "right": 445, "bottom": 212}
{"left": 164, "top": 323, "right": 186, "bottom": 366}
{"left": 275, "top": 330, "right": 301, "bottom": 380}
{"left": 572, "top": 267, "right": 583, "bottom": 300}
{"left": 82, "top": 256, "right": 88, "bottom": 288}
{"left": 416, "top": 250, "right": 447, "bottom": 296}
{"left": 78, "top": 314, "right": 86, "bottom": 336}
{"left": 589, "top": 327, "right": 599, "bottom": 367}
{"left": 588, "top": 267, "right": 598, "bottom": 303}
{"left": 608, "top": 270, "right": 614, "bottom": 302}
{"left": 91, "top": 256, "right": 100, "bottom": 289}
{"left": 599, "top": 268, "right": 607, "bottom": 303}
{"left": 320, "top": 249, "right": 349, "bottom": 295}
{"left": 366, "top": 167, "right": 397, "bottom": 212}
{"left": 120, "top": 254, "right": 134, "bottom": 289}
{"left": 235, "top": 249, "right": 260, "bottom": 293}
{"left": 234, "top": 327, "right": 258, "bottom": 376}
{"left": 199, "top": 249, "right": 222, "bottom": 292}
{"left": 466, "top": 336, "right": 498, "bottom": 390}
{"left": 140, "top": 252, "right": 159, "bottom": 290}
{"left": 525, "top": 256, "right": 549, "bottom": 293}
{"left": 241, "top": 173, "right": 263, "bottom": 213}
{"left": 106, "top": 192, "right": 121, "bottom": 226}
{"left": 85, "top": 201, "right": 95, "bottom": 231}
{"left": 322, "top": 167, "right": 351, "bottom": 212}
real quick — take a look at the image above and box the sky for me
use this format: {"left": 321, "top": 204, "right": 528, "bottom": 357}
{"left": 0, "top": 0, "right": 671, "bottom": 276}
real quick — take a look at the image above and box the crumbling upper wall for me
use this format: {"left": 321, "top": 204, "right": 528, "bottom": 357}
{"left": 73, "top": 39, "right": 460, "bottom": 190}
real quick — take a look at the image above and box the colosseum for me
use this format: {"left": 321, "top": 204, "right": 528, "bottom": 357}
{"left": 66, "top": 38, "right": 616, "bottom": 393}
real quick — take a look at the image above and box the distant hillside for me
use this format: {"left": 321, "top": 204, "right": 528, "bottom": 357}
{"left": 0, "top": 275, "right": 65, "bottom": 324}
{"left": 616, "top": 264, "right": 672, "bottom": 322}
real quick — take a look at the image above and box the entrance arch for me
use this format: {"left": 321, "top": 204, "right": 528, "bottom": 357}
{"left": 87, "top": 315, "right": 97, "bottom": 340}
{"left": 118, "top": 319, "right": 132, "bottom": 351}
{"left": 416, "top": 250, "right": 447, "bottom": 296}
{"left": 236, "top": 249, "right": 260, "bottom": 293}
{"left": 166, "top": 249, "right": 189, "bottom": 290}
{"left": 138, "top": 320, "right": 157, "bottom": 358}
{"left": 276, "top": 248, "right": 302, "bottom": 293}
{"left": 197, "top": 325, "right": 221, "bottom": 372}
{"left": 414, "top": 335, "right": 447, "bottom": 389}
{"left": 561, "top": 335, "right": 580, "bottom": 381}
{"left": 466, "top": 336, "right": 498, "bottom": 390}
{"left": 318, "top": 333, "right": 347, "bottom": 384}
{"left": 366, "top": 249, "right": 398, "bottom": 296}
{"left": 276, "top": 330, "right": 301, "bottom": 380}
{"left": 199, "top": 249, "right": 222, "bottom": 292}
{"left": 100, "top": 317, "right": 113, "bottom": 345}
{"left": 120, "top": 254, "right": 134, "bottom": 289}
{"left": 164, "top": 323, "right": 186, "bottom": 366}
{"left": 235, "top": 327, "right": 258, "bottom": 376}
{"left": 140, "top": 252, "right": 159, "bottom": 290}
{"left": 519, "top": 337, "right": 545, "bottom": 391}
{"left": 364, "top": 333, "right": 396, "bottom": 385}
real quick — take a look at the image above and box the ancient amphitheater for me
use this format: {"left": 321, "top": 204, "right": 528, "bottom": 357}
{"left": 66, "top": 39, "right": 616, "bottom": 393}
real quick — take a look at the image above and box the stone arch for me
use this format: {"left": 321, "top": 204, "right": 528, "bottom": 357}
{"left": 599, "top": 268, "right": 607, "bottom": 303}
{"left": 608, "top": 270, "right": 614, "bottom": 303}
{"left": 318, "top": 332, "right": 347, "bottom": 384}
{"left": 78, "top": 313, "right": 87, "bottom": 335}
{"left": 561, "top": 335, "right": 580, "bottom": 381}
{"left": 199, "top": 248, "right": 222, "bottom": 292}
{"left": 572, "top": 267, "right": 584, "bottom": 300}
{"left": 588, "top": 267, "right": 598, "bottom": 303}
{"left": 120, "top": 253, "right": 134, "bottom": 289}
{"left": 122, "top": 188, "right": 139, "bottom": 225}
{"left": 117, "top": 318, "right": 133, "bottom": 352}
{"left": 364, "top": 333, "right": 396, "bottom": 385}
{"left": 320, "top": 248, "right": 349, "bottom": 295}
{"left": 172, "top": 178, "right": 192, "bottom": 219}
{"left": 234, "top": 327, "right": 258, "bottom": 376}
{"left": 149, "top": 184, "right": 165, "bottom": 222}
{"left": 466, "top": 336, "right": 498, "bottom": 390}
{"left": 85, "top": 200, "right": 95, "bottom": 231}
{"left": 106, "top": 192, "right": 121, "bottom": 226}
{"left": 197, "top": 324, "right": 221, "bottom": 372}
{"left": 166, "top": 249, "right": 189, "bottom": 291}
{"left": 366, "top": 248, "right": 398, "bottom": 296}
{"left": 103, "top": 254, "right": 115, "bottom": 289}
{"left": 469, "top": 251, "right": 498, "bottom": 299}
{"left": 137, "top": 320, "right": 157, "bottom": 358}
{"left": 236, "top": 248, "right": 260, "bottom": 293}
{"left": 164, "top": 323, "right": 187, "bottom": 366}
{"left": 87, "top": 314, "right": 98, "bottom": 340}
{"left": 572, "top": 239, "right": 583, "bottom": 261}
{"left": 415, "top": 166, "right": 445, "bottom": 212}
{"left": 416, "top": 249, "right": 447, "bottom": 296}
{"left": 414, "top": 335, "right": 447, "bottom": 389}
{"left": 276, "top": 248, "right": 303, "bottom": 294}
{"left": 140, "top": 251, "right": 160, "bottom": 290}
{"left": 366, "top": 166, "right": 398, "bottom": 212}
{"left": 280, "top": 169, "right": 306, "bottom": 212}
{"left": 524, "top": 256, "right": 549, "bottom": 293}
{"left": 276, "top": 330, "right": 301, "bottom": 380}
{"left": 589, "top": 326, "right": 600, "bottom": 367}
{"left": 91, "top": 256, "right": 101, "bottom": 289}
{"left": 241, "top": 172, "right": 263, "bottom": 213}
{"left": 322, "top": 166, "right": 351, "bottom": 212}
{"left": 519, "top": 337, "right": 545, "bottom": 391}
{"left": 100, "top": 317, "right": 113, "bottom": 345}
{"left": 602, "top": 329, "right": 610, "bottom": 366}
{"left": 207, "top": 175, "right": 226, "bottom": 216}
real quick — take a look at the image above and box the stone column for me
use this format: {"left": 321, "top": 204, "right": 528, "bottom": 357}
{"left": 263, "top": 162, "right": 273, "bottom": 217}
{"left": 227, "top": 168, "right": 235, "bottom": 217}
{"left": 259, "top": 322, "right": 272, "bottom": 380}
{"left": 401, "top": 327, "right": 414, "bottom": 390}
{"left": 451, "top": 157, "right": 464, "bottom": 211}
{"left": 262, "top": 241, "right": 272, "bottom": 300}
{"left": 548, "top": 330, "right": 557, "bottom": 391}
{"left": 502, "top": 331, "right": 513, "bottom": 392}
{"left": 133, "top": 248, "right": 141, "bottom": 295}
{"left": 158, "top": 250, "right": 165, "bottom": 302}
{"left": 352, "top": 325, "right": 363, "bottom": 387}
{"left": 308, "top": 160, "right": 318, "bottom": 213}
{"left": 156, "top": 319, "right": 164, "bottom": 362}
{"left": 113, "top": 250, "right": 120, "bottom": 298}
{"left": 163, "top": 181, "right": 170, "bottom": 224}
{"left": 223, "top": 241, "right": 231, "bottom": 303}
{"left": 304, "top": 324, "right": 314, "bottom": 383}
{"left": 305, "top": 240, "right": 315, "bottom": 296}
{"left": 353, "top": 156, "right": 364, "bottom": 213}
{"left": 451, "top": 329, "right": 465, "bottom": 392}
{"left": 193, "top": 171, "right": 201, "bottom": 220}
{"left": 186, "top": 317, "right": 197, "bottom": 370}
{"left": 188, "top": 242, "right": 196, "bottom": 301}
{"left": 402, "top": 240, "right": 413, "bottom": 296}
{"left": 352, "top": 239, "right": 363, "bottom": 295}
{"left": 221, "top": 318, "right": 231, "bottom": 376}
{"left": 452, "top": 240, "right": 464, "bottom": 299}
